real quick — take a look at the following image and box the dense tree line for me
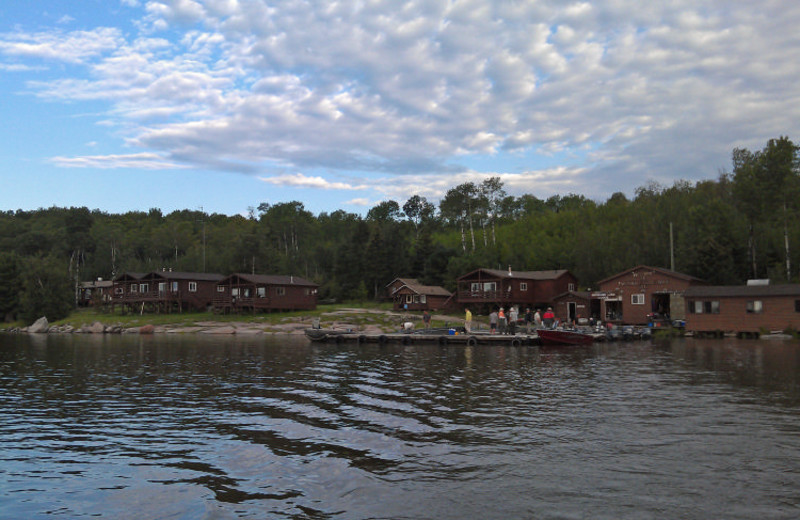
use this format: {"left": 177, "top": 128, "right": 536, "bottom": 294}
{"left": 1, "top": 137, "right": 798, "bottom": 323}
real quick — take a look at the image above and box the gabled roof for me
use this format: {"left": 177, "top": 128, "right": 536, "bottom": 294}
{"left": 553, "top": 290, "right": 591, "bottom": 300}
{"left": 145, "top": 271, "right": 225, "bottom": 282}
{"left": 393, "top": 281, "right": 452, "bottom": 297}
{"left": 684, "top": 284, "right": 800, "bottom": 298}
{"left": 385, "top": 277, "right": 420, "bottom": 288}
{"left": 220, "top": 273, "right": 317, "bottom": 287}
{"left": 596, "top": 265, "right": 704, "bottom": 286}
{"left": 113, "top": 272, "right": 146, "bottom": 282}
{"left": 459, "top": 268, "right": 572, "bottom": 281}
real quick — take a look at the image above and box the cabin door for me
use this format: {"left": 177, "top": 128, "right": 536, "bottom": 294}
{"left": 567, "top": 302, "right": 577, "bottom": 323}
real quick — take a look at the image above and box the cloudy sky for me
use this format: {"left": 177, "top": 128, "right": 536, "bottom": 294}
{"left": 2, "top": 0, "right": 799, "bottom": 216}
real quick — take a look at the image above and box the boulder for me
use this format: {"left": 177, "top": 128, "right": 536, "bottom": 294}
{"left": 139, "top": 324, "right": 155, "bottom": 334}
{"left": 28, "top": 317, "right": 49, "bottom": 333}
{"left": 88, "top": 321, "right": 105, "bottom": 334}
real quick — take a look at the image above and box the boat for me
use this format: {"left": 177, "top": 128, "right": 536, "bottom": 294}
{"left": 536, "top": 328, "right": 595, "bottom": 346}
{"left": 304, "top": 328, "right": 356, "bottom": 341}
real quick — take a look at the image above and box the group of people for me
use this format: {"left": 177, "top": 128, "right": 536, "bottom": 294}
{"left": 463, "top": 305, "right": 557, "bottom": 335}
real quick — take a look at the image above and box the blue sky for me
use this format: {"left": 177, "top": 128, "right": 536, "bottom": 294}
{"left": 2, "top": 0, "right": 800, "bottom": 216}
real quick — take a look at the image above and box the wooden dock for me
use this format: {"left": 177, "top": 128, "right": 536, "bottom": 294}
{"left": 307, "top": 329, "right": 566, "bottom": 347}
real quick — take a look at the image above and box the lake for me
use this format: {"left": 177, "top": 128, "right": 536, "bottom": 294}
{"left": 2, "top": 333, "right": 800, "bottom": 519}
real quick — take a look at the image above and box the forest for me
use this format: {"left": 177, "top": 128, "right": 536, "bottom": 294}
{"left": 1, "top": 136, "right": 798, "bottom": 324}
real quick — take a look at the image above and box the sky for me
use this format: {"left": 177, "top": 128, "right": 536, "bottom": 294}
{"left": 1, "top": 0, "right": 799, "bottom": 217}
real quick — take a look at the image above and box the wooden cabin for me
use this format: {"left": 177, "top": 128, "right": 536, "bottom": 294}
{"left": 456, "top": 268, "right": 578, "bottom": 312}
{"left": 385, "top": 278, "right": 452, "bottom": 311}
{"left": 552, "top": 290, "right": 594, "bottom": 325}
{"left": 213, "top": 273, "right": 318, "bottom": 313}
{"left": 595, "top": 265, "right": 704, "bottom": 325}
{"left": 77, "top": 279, "right": 114, "bottom": 307}
{"left": 113, "top": 270, "right": 224, "bottom": 313}
{"left": 684, "top": 283, "right": 800, "bottom": 336}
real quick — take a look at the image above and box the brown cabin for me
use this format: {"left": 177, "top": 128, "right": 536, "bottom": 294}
{"left": 385, "top": 278, "right": 452, "bottom": 311}
{"left": 78, "top": 279, "right": 114, "bottom": 307}
{"left": 213, "top": 273, "right": 318, "bottom": 313}
{"left": 595, "top": 265, "right": 704, "bottom": 325}
{"left": 552, "top": 290, "right": 594, "bottom": 325}
{"left": 456, "top": 268, "right": 578, "bottom": 312}
{"left": 684, "top": 283, "right": 800, "bottom": 336}
{"left": 112, "top": 270, "right": 224, "bottom": 313}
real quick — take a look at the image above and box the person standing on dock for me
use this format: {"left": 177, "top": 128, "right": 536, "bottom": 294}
{"left": 464, "top": 308, "right": 472, "bottom": 333}
{"left": 525, "top": 307, "right": 533, "bottom": 334}
{"left": 498, "top": 307, "right": 507, "bottom": 334}
{"left": 534, "top": 309, "right": 542, "bottom": 328}
{"left": 423, "top": 310, "right": 431, "bottom": 329}
{"left": 489, "top": 309, "right": 498, "bottom": 333}
{"left": 509, "top": 306, "right": 518, "bottom": 335}
{"left": 543, "top": 307, "right": 555, "bottom": 328}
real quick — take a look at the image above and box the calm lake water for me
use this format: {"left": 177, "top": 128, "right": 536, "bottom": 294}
{"left": 2, "top": 333, "right": 800, "bottom": 520}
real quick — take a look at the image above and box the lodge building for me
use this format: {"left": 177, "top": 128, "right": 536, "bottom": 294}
{"left": 684, "top": 283, "right": 800, "bottom": 336}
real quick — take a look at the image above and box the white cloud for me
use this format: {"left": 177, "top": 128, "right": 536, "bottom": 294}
{"left": 50, "top": 152, "right": 184, "bottom": 169}
{"left": 2, "top": 0, "right": 800, "bottom": 204}
{"left": 258, "top": 173, "right": 367, "bottom": 191}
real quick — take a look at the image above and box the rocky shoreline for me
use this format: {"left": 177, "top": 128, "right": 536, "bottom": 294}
{"left": 3, "top": 309, "right": 462, "bottom": 336}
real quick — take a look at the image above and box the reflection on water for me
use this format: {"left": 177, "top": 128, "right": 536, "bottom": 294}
{"left": 2, "top": 334, "right": 800, "bottom": 519}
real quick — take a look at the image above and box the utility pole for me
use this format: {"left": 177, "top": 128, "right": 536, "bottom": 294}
{"left": 198, "top": 207, "right": 206, "bottom": 272}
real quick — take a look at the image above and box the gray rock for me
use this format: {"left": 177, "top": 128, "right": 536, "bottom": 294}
{"left": 28, "top": 317, "right": 49, "bottom": 333}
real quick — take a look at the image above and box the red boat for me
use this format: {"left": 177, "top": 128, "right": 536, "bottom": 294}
{"left": 537, "top": 328, "right": 595, "bottom": 346}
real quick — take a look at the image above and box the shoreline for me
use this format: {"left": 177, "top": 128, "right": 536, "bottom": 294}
{"left": 2, "top": 308, "right": 467, "bottom": 336}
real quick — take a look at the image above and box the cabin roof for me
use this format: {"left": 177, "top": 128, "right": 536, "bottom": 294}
{"left": 145, "top": 271, "right": 225, "bottom": 282}
{"left": 459, "top": 268, "right": 572, "bottom": 281}
{"left": 221, "top": 273, "right": 318, "bottom": 287}
{"left": 394, "top": 281, "right": 452, "bottom": 297}
{"left": 79, "top": 280, "right": 114, "bottom": 289}
{"left": 553, "top": 290, "right": 592, "bottom": 300}
{"left": 113, "top": 272, "right": 146, "bottom": 281}
{"left": 596, "top": 265, "right": 704, "bottom": 286}
{"left": 684, "top": 284, "right": 800, "bottom": 298}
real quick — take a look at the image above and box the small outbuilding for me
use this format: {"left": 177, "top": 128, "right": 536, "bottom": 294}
{"left": 385, "top": 278, "right": 452, "bottom": 311}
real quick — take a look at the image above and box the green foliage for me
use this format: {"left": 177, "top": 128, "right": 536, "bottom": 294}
{"left": 18, "top": 255, "right": 74, "bottom": 324}
{"left": 0, "top": 252, "right": 21, "bottom": 321}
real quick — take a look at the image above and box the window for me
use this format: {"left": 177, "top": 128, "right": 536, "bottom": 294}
{"left": 520, "top": 283, "right": 528, "bottom": 292}
{"left": 631, "top": 294, "right": 645, "bottom": 305}
{"left": 276, "top": 287, "right": 286, "bottom": 296}
{"left": 421, "top": 295, "right": 426, "bottom": 303}
{"left": 171, "top": 281, "right": 179, "bottom": 292}
{"left": 188, "top": 282, "right": 197, "bottom": 292}
{"left": 483, "top": 282, "right": 496, "bottom": 292}
{"left": 471, "top": 282, "right": 481, "bottom": 292}
{"left": 115, "top": 287, "right": 123, "bottom": 295}
{"left": 232, "top": 288, "right": 239, "bottom": 297}
{"left": 746, "top": 300, "right": 763, "bottom": 314}
{"left": 413, "top": 294, "right": 420, "bottom": 303}
{"left": 140, "top": 283, "right": 149, "bottom": 293}
{"left": 158, "top": 282, "right": 166, "bottom": 294}
{"left": 568, "top": 283, "right": 575, "bottom": 291}
{"left": 130, "top": 283, "right": 138, "bottom": 293}
{"left": 692, "top": 300, "right": 702, "bottom": 314}
{"left": 217, "top": 285, "right": 225, "bottom": 292}
{"left": 257, "top": 287, "right": 266, "bottom": 298}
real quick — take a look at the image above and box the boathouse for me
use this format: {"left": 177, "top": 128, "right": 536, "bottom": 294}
{"left": 595, "top": 265, "right": 704, "bottom": 325}
{"left": 684, "top": 283, "right": 800, "bottom": 336}
{"left": 213, "top": 273, "right": 318, "bottom": 313}
{"left": 112, "top": 270, "right": 224, "bottom": 313}
{"left": 456, "top": 268, "right": 578, "bottom": 312}
{"left": 385, "top": 278, "right": 452, "bottom": 311}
